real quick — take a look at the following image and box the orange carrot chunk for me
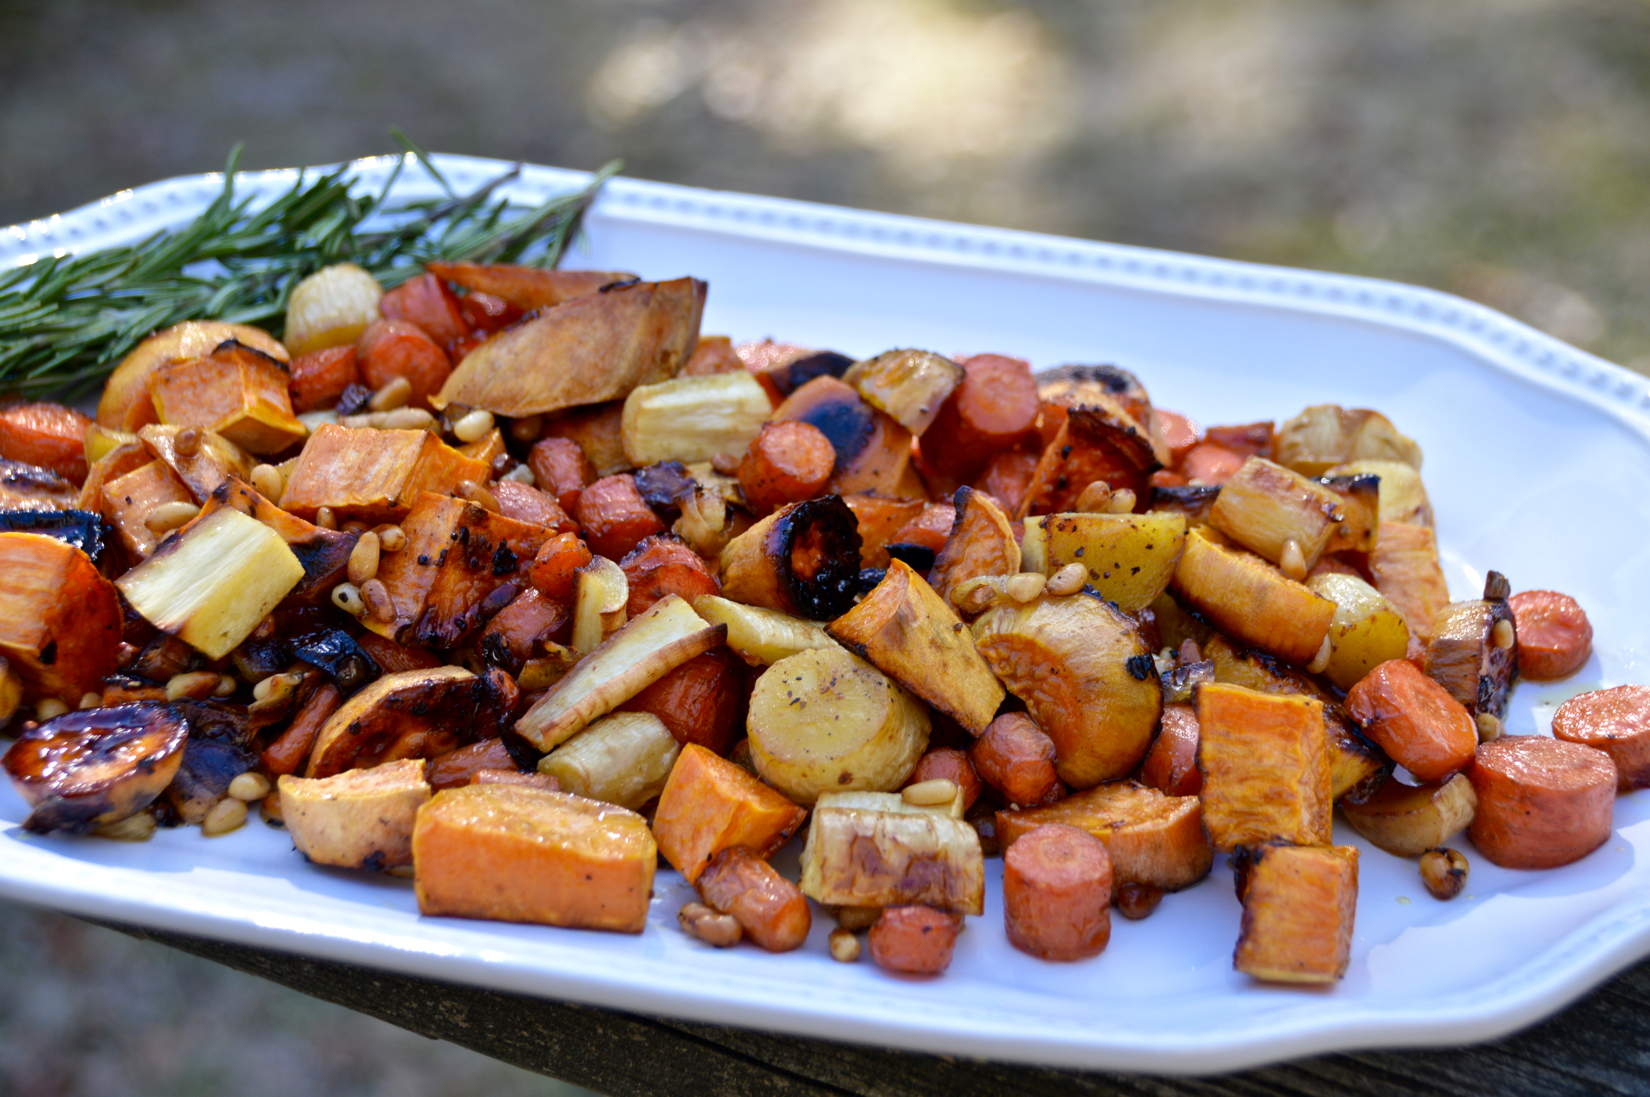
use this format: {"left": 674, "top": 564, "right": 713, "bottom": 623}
{"left": 0, "top": 402, "right": 92, "bottom": 484}
{"left": 1507, "top": 590, "right": 1593, "bottom": 681}
{"left": 261, "top": 683, "right": 343, "bottom": 777}
{"left": 971, "top": 713, "right": 1060, "bottom": 807}
{"left": 379, "top": 272, "right": 468, "bottom": 349}
{"left": 1138, "top": 703, "right": 1202, "bottom": 797}
{"left": 574, "top": 475, "right": 666, "bottom": 561}
{"left": 528, "top": 437, "right": 598, "bottom": 515}
{"left": 1345, "top": 659, "right": 1477, "bottom": 783}
{"left": 696, "top": 846, "right": 812, "bottom": 952}
{"left": 737, "top": 421, "right": 835, "bottom": 515}
{"left": 527, "top": 532, "right": 594, "bottom": 601}
{"left": 921, "top": 354, "right": 1041, "bottom": 481}
{"left": 1552, "top": 684, "right": 1650, "bottom": 792}
{"left": 1467, "top": 735, "right": 1615, "bottom": 869}
{"left": 867, "top": 905, "right": 962, "bottom": 976}
{"left": 904, "top": 748, "right": 983, "bottom": 813}
{"left": 1002, "top": 823, "right": 1113, "bottom": 962}
{"left": 357, "top": 319, "right": 451, "bottom": 407}
{"left": 620, "top": 535, "right": 720, "bottom": 616}
{"left": 620, "top": 649, "right": 746, "bottom": 755}
{"left": 288, "top": 346, "right": 361, "bottom": 414}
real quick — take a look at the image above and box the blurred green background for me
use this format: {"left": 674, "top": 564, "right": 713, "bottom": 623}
{"left": 3, "top": 0, "right": 1649, "bottom": 1093}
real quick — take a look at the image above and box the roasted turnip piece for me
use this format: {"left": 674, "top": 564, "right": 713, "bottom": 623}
{"left": 3, "top": 703, "right": 189, "bottom": 834}
{"left": 148, "top": 340, "right": 307, "bottom": 455}
{"left": 841, "top": 349, "right": 963, "bottom": 435}
{"left": 996, "top": 781, "right": 1212, "bottom": 897}
{"left": 537, "top": 711, "right": 681, "bottom": 809}
{"left": 1368, "top": 521, "right": 1451, "bottom": 645}
{"left": 137, "top": 425, "right": 254, "bottom": 503}
{"left": 1232, "top": 843, "right": 1359, "bottom": 984}
{"left": 278, "top": 425, "right": 488, "bottom": 524}
{"left": 1306, "top": 572, "right": 1412, "bottom": 691}
{"left": 1018, "top": 404, "right": 1160, "bottom": 519}
{"left": 1274, "top": 405, "right": 1422, "bottom": 477}
{"left": 828, "top": 559, "right": 1004, "bottom": 735}
{"left": 972, "top": 593, "right": 1161, "bottom": 789}
{"left": 1339, "top": 773, "right": 1477, "bottom": 857}
{"left": 279, "top": 758, "right": 432, "bottom": 871}
{"left": 434, "top": 277, "right": 706, "bottom": 417}
{"left": 690, "top": 595, "right": 839, "bottom": 666}
{"left": 514, "top": 595, "right": 726, "bottom": 752}
{"left": 365, "top": 492, "right": 551, "bottom": 649}
{"left": 304, "top": 665, "right": 518, "bottom": 778}
{"left": 771, "top": 376, "right": 926, "bottom": 498}
{"left": 799, "top": 790, "right": 985, "bottom": 915}
{"left": 927, "top": 487, "right": 1020, "bottom": 609}
{"left": 1171, "top": 527, "right": 1334, "bottom": 667}
{"left": 620, "top": 372, "right": 772, "bottom": 467}
{"left": 1425, "top": 589, "right": 1519, "bottom": 724}
{"left": 199, "top": 479, "right": 357, "bottom": 603}
{"left": 719, "top": 496, "right": 862, "bottom": 621}
{"left": 1329, "top": 459, "right": 1432, "bottom": 528}
{"left": 1207, "top": 457, "right": 1350, "bottom": 576}
{"left": 425, "top": 262, "right": 637, "bottom": 311}
{"left": 1196, "top": 683, "right": 1332, "bottom": 851}
{"left": 1021, "top": 512, "right": 1187, "bottom": 615}
{"left": 0, "top": 533, "right": 123, "bottom": 703}
{"left": 0, "top": 509, "right": 111, "bottom": 570}
{"left": 117, "top": 507, "right": 304, "bottom": 660}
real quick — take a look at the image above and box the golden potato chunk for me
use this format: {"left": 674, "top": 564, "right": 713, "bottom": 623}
{"left": 1020, "top": 511, "right": 1186, "bottom": 614}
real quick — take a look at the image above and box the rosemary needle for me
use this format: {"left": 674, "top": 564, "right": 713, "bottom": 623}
{"left": 0, "top": 137, "right": 621, "bottom": 399}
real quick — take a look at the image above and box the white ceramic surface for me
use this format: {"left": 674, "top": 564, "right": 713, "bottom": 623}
{"left": 4, "top": 156, "right": 1650, "bottom": 1075}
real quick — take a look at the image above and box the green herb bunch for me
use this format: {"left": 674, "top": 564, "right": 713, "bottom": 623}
{"left": 0, "top": 131, "right": 620, "bottom": 398}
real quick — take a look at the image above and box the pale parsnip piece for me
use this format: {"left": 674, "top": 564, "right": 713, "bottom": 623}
{"left": 620, "top": 371, "right": 772, "bottom": 467}
{"left": 799, "top": 791, "right": 984, "bottom": 914}
{"left": 572, "top": 555, "right": 628, "bottom": 654}
{"left": 1208, "top": 457, "right": 1347, "bottom": 573}
{"left": 841, "top": 349, "right": 963, "bottom": 435}
{"left": 691, "top": 594, "right": 840, "bottom": 666}
{"left": 538, "top": 711, "right": 681, "bottom": 810}
{"left": 1275, "top": 405, "right": 1423, "bottom": 477}
{"left": 1327, "top": 458, "right": 1433, "bottom": 528}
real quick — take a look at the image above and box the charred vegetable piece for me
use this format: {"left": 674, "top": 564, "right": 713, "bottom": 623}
{"left": 1326, "top": 710, "right": 1393, "bottom": 804}
{"left": 996, "top": 780, "right": 1212, "bottom": 896}
{"left": 279, "top": 758, "right": 432, "bottom": 871}
{"left": 1207, "top": 457, "right": 1349, "bottom": 574}
{"left": 1147, "top": 483, "right": 1222, "bottom": 526}
{"left": 166, "top": 724, "right": 258, "bottom": 826}
{"left": 748, "top": 348, "right": 855, "bottom": 401}
{"left": 0, "top": 533, "right": 123, "bottom": 703}
{"left": 3, "top": 702, "right": 189, "bottom": 834}
{"left": 1232, "top": 843, "right": 1359, "bottom": 983}
{"left": 771, "top": 376, "right": 925, "bottom": 498}
{"left": 1018, "top": 404, "right": 1160, "bottom": 519}
{"left": 0, "top": 509, "right": 110, "bottom": 569}
{"left": 1196, "top": 683, "right": 1332, "bottom": 851}
{"left": 305, "top": 665, "right": 518, "bottom": 778}
{"left": 719, "top": 495, "right": 862, "bottom": 621}
{"left": 799, "top": 791, "right": 985, "bottom": 915}
{"left": 842, "top": 349, "right": 963, "bottom": 435}
{"left": 1274, "top": 405, "right": 1422, "bottom": 477}
{"left": 1339, "top": 773, "right": 1477, "bottom": 857}
{"left": 1317, "top": 473, "right": 1380, "bottom": 553}
{"left": 291, "top": 629, "right": 382, "bottom": 696}
{"left": 972, "top": 592, "right": 1161, "bottom": 789}
{"left": 137, "top": 424, "right": 254, "bottom": 504}
{"left": 1425, "top": 594, "right": 1519, "bottom": 721}
{"left": 927, "top": 486, "right": 1021, "bottom": 609}
{"left": 100, "top": 322, "right": 291, "bottom": 434}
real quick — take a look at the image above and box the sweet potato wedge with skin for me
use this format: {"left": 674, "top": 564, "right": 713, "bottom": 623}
{"left": 0, "top": 534, "right": 121, "bottom": 703}
{"left": 425, "top": 262, "right": 636, "bottom": 312}
{"left": 653, "top": 743, "right": 807, "bottom": 884}
{"left": 1171, "top": 526, "right": 1335, "bottom": 667}
{"left": 149, "top": 341, "right": 307, "bottom": 455}
{"left": 305, "top": 665, "right": 517, "bottom": 779}
{"left": 972, "top": 593, "right": 1162, "bottom": 789}
{"left": 927, "top": 487, "right": 1021, "bottom": 608}
{"left": 1233, "top": 843, "right": 1359, "bottom": 984}
{"left": 1339, "top": 773, "right": 1477, "bottom": 857}
{"left": 771, "top": 376, "right": 926, "bottom": 499}
{"left": 828, "top": 559, "right": 1005, "bottom": 735}
{"left": 279, "top": 425, "right": 488, "bottom": 524}
{"left": 799, "top": 791, "right": 985, "bottom": 915}
{"left": 413, "top": 785, "right": 656, "bottom": 933}
{"left": 78, "top": 441, "right": 151, "bottom": 513}
{"left": 514, "top": 595, "right": 726, "bottom": 752}
{"left": 434, "top": 277, "right": 706, "bottom": 417}
{"left": 1367, "top": 521, "right": 1450, "bottom": 645}
{"left": 1017, "top": 404, "right": 1160, "bottom": 520}
{"left": 278, "top": 758, "right": 431, "bottom": 871}
{"left": 1425, "top": 597, "right": 1519, "bottom": 720}
{"left": 101, "top": 460, "right": 195, "bottom": 558}
{"left": 1196, "top": 682, "right": 1332, "bottom": 851}
{"left": 1022, "top": 511, "right": 1187, "bottom": 615}
{"left": 996, "top": 780, "right": 1212, "bottom": 895}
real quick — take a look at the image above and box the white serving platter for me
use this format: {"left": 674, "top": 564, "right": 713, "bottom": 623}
{"left": 3, "top": 155, "right": 1650, "bottom": 1075}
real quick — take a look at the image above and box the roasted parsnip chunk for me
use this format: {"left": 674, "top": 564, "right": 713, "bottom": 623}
{"left": 1317, "top": 472, "right": 1380, "bottom": 553}
{"left": 799, "top": 791, "right": 984, "bottom": 915}
{"left": 996, "top": 781, "right": 1212, "bottom": 896}
{"left": 514, "top": 595, "right": 726, "bottom": 752}
{"left": 1339, "top": 773, "right": 1477, "bottom": 857}
{"left": 747, "top": 646, "right": 930, "bottom": 805}
{"left": 0, "top": 533, "right": 122, "bottom": 702}
{"left": 572, "top": 555, "right": 629, "bottom": 653}
{"left": 1020, "top": 511, "right": 1187, "bottom": 614}
{"left": 1171, "top": 526, "right": 1334, "bottom": 667}
{"left": 690, "top": 594, "right": 839, "bottom": 666}
{"left": 972, "top": 593, "right": 1160, "bottom": 788}
{"left": 1274, "top": 405, "right": 1422, "bottom": 477}
{"left": 1425, "top": 593, "right": 1519, "bottom": 720}
{"left": 305, "top": 666, "right": 518, "bottom": 778}
{"left": 1196, "top": 683, "right": 1332, "bottom": 851}
{"left": 537, "top": 711, "right": 681, "bottom": 810}
{"left": 841, "top": 349, "right": 963, "bottom": 434}
{"left": 828, "top": 559, "right": 1004, "bottom": 734}
{"left": 718, "top": 496, "right": 863, "bottom": 621}
{"left": 278, "top": 758, "right": 431, "bottom": 870}
{"left": 413, "top": 785, "right": 657, "bottom": 933}
{"left": 117, "top": 507, "right": 305, "bottom": 660}
{"left": 278, "top": 425, "right": 488, "bottom": 524}
{"left": 1233, "top": 843, "right": 1359, "bottom": 983}
{"left": 621, "top": 371, "right": 772, "bottom": 467}
{"left": 1203, "top": 633, "right": 1333, "bottom": 702}
{"left": 2, "top": 702, "right": 189, "bottom": 834}
{"left": 199, "top": 478, "right": 357, "bottom": 603}
{"left": 1208, "top": 457, "right": 1348, "bottom": 574}
{"left": 1306, "top": 572, "right": 1412, "bottom": 691}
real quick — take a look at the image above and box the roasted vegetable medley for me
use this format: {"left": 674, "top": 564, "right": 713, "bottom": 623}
{"left": 1, "top": 254, "right": 1638, "bottom": 984}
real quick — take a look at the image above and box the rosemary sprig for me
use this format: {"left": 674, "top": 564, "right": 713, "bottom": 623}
{"left": 0, "top": 141, "right": 621, "bottom": 398}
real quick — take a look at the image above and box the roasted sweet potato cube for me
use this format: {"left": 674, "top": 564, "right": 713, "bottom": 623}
{"left": 413, "top": 785, "right": 657, "bottom": 933}
{"left": 279, "top": 758, "right": 432, "bottom": 871}
{"left": 101, "top": 459, "right": 195, "bottom": 558}
{"left": 278, "top": 424, "right": 488, "bottom": 524}
{"left": 996, "top": 780, "right": 1212, "bottom": 895}
{"left": 1233, "top": 843, "right": 1359, "bottom": 983}
{"left": 478, "top": 587, "right": 569, "bottom": 674}
{"left": 366, "top": 491, "right": 553, "bottom": 648}
{"left": 1195, "top": 682, "right": 1332, "bottom": 851}
{"left": 0, "top": 533, "right": 122, "bottom": 702}
{"left": 651, "top": 743, "right": 807, "bottom": 883}
{"left": 149, "top": 340, "right": 307, "bottom": 455}
{"left": 305, "top": 665, "right": 518, "bottom": 778}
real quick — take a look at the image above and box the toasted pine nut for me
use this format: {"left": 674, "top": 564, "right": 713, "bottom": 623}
{"left": 1420, "top": 847, "right": 1469, "bottom": 900}
{"left": 376, "top": 525, "right": 407, "bottom": 553}
{"left": 1492, "top": 618, "right": 1515, "bottom": 650}
{"left": 213, "top": 674, "right": 237, "bottom": 697}
{"left": 950, "top": 576, "right": 1001, "bottom": 615}
{"left": 902, "top": 778, "right": 959, "bottom": 806}
{"left": 77, "top": 692, "right": 101, "bottom": 710}
{"left": 508, "top": 414, "right": 543, "bottom": 443}
{"left": 368, "top": 376, "right": 413, "bottom": 411}
{"left": 145, "top": 501, "right": 201, "bottom": 534}
{"left": 250, "top": 462, "right": 285, "bottom": 501}
{"left": 173, "top": 427, "right": 202, "bottom": 457}
{"left": 499, "top": 463, "right": 536, "bottom": 485}
{"left": 456, "top": 480, "right": 500, "bottom": 513}
{"left": 316, "top": 506, "right": 338, "bottom": 530}
{"left": 1476, "top": 712, "right": 1503, "bottom": 742}
{"left": 201, "top": 797, "right": 248, "bottom": 837}
{"left": 1046, "top": 562, "right": 1087, "bottom": 596}
{"left": 1279, "top": 539, "right": 1308, "bottom": 582}
{"left": 452, "top": 409, "right": 496, "bottom": 444}
{"left": 35, "top": 698, "right": 69, "bottom": 721}
{"left": 1306, "top": 633, "right": 1333, "bottom": 675}
{"left": 260, "top": 791, "right": 285, "bottom": 825}
{"left": 828, "top": 928, "right": 861, "bottom": 963}
{"left": 166, "top": 671, "right": 222, "bottom": 701}
{"left": 331, "top": 582, "right": 366, "bottom": 617}
{"left": 252, "top": 672, "right": 304, "bottom": 704}
{"left": 678, "top": 902, "right": 742, "bottom": 947}
{"left": 227, "top": 772, "right": 272, "bottom": 802}
{"left": 1006, "top": 572, "right": 1046, "bottom": 603}
{"left": 347, "top": 531, "right": 381, "bottom": 584}
{"left": 1105, "top": 489, "right": 1137, "bottom": 514}
{"left": 830, "top": 905, "right": 881, "bottom": 931}
{"left": 360, "top": 578, "right": 394, "bottom": 623}
{"left": 342, "top": 520, "right": 370, "bottom": 536}
{"left": 95, "top": 812, "right": 157, "bottom": 842}
{"left": 382, "top": 407, "right": 438, "bottom": 431}
{"left": 1073, "top": 481, "right": 1112, "bottom": 512}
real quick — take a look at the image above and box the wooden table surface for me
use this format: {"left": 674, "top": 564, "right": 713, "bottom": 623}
{"left": 104, "top": 921, "right": 1650, "bottom": 1097}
